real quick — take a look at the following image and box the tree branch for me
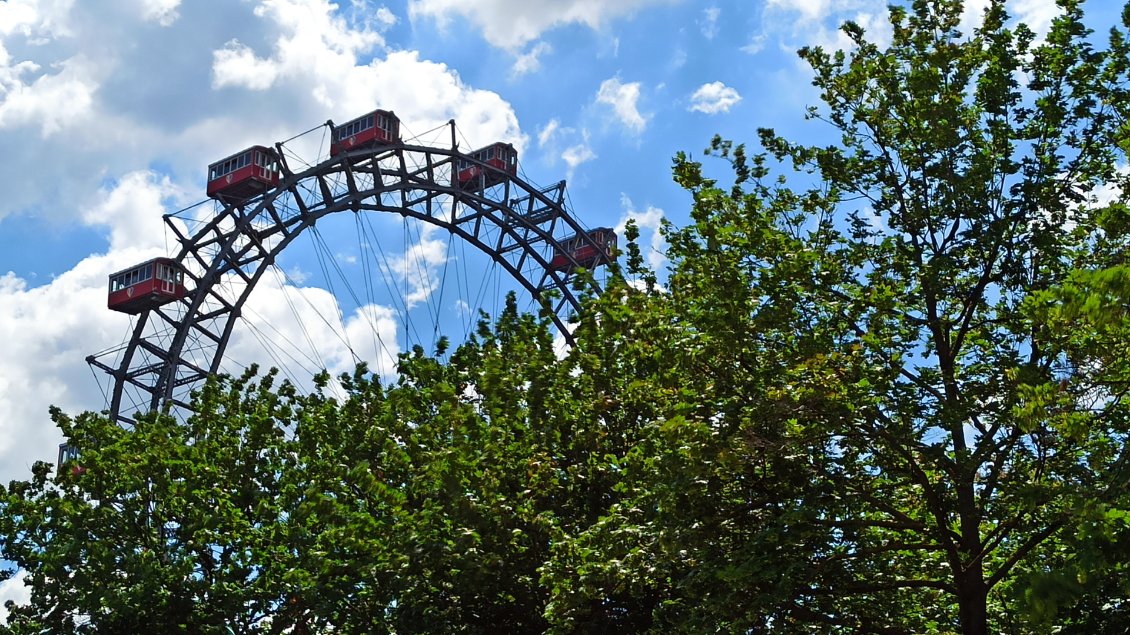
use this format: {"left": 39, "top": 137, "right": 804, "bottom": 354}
{"left": 986, "top": 518, "right": 1066, "bottom": 589}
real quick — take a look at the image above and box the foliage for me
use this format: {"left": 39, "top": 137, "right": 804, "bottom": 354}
{"left": 0, "top": 375, "right": 299, "bottom": 634}
{"left": 542, "top": 0, "right": 1130, "bottom": 633}
{"left": 0, "top": 297, "right": 647, "bottom": 634}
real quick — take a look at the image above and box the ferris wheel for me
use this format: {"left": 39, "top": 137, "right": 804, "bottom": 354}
{"left": 87, "top": 111, "right": 618, "bottom": 426}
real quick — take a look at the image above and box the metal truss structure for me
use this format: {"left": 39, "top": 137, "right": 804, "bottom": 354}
{"left": 88, "top": 121, "right": 616, "bottom": 425}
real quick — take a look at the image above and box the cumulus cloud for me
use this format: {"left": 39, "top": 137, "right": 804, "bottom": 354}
{"left": 212, "top": 40, "right": 281, "bottom": 90}
{"left": 0, "top": 0, "right": 80, "bottom": 112}
{"left": 1008, "top": 0, "right": 1060, "bottom": 35}
{"left": 0, "top": 165, "right": 200, "bottom": 480}
{"left": 741, "top": 33, "right": 767, "bottom": 54}
{"left": 962, "top": 0, "right": 1060, "bottom": 37}
{"left": 765, "top": 0, "right": 845, "bottom": 24}
{"left": 511, "top": 41, "right": 551, "bottom": 78}
{"left": 211, "top": 0, "right": 387, "bottom": 93}
{"left": 220, "top": 273, "right": 402, "bottom": 386}
{"left": 0, "top": 0, "right": 526, "bottom": 227}
{"left": 689, "top": 81, "right": 742, "bottom": 114}
{"left": 140, "top": 0, "right": 182, "bottom": 26}
{"left": 361, "top": 50, "right": 527, "bottom": 149}
{"left": 561, "top": 142, "right": 596, "bottom": 176}
{"left": 0, "top": 0, "right": 75, "bottom": 39}
{"left": 381, "top": 230, "right": 450, "bottom": 309}
{"left": 670, "top": 47, "right": 687, "bottom": 70}
{"left": 0, "top": 250, "right": 163, "bottom": 482}
{"left": 374, "top": 5, "right": 398, "bottom": 27}
{"left": 200, "top": 223, "right": 451, "bottom": 389}
{"left": 615, "top": 194, "right": 666, "bottom": 272}
{"left": 0, "top": 52, "right": 99, "bottom": 136}
{"left": 210, "top": 1, "right": 526, "bottom": 151}
{"left": 408, "top": 0, "right": 674, "bottom": 51}
{"left": 596, "top": 77, "right": 647, "bottom": 134}
{"left": 762, "top": 0, "right": 1056, "bottom": 55}
{"left": 0, "top": 3, "right": 41, "bottom": 38}
{"left": 82, "top": 171, "right": 186, "bottom": 252}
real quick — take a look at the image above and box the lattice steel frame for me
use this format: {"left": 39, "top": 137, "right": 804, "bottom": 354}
{"left": 89, "top": 123, "right": 616, "bottom": 425}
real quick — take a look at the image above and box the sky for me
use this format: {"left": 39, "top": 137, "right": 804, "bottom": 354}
{"left": 0, "top": 0, "right": 1110, "bottom": 615}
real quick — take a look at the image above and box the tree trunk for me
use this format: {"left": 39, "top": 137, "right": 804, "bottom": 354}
{"left": 957, "top": 566, "right": 988, "bottom": 635}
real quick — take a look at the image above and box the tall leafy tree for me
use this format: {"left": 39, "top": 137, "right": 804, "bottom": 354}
{"left": 0, "top": 372, "right": 301, "bottom": 634}
{"left": 545, "top": 1, "right": 1130, "bottom": 633}
{"left": 0, "top": 299, "right": 645, "bottom": 634}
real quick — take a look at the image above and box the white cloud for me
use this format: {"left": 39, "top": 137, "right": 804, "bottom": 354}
{"left": 0, "top": 3, "right": 40, "bottom": 37}
{"left": 0, "top": 0, "right": 524, "bottom": 229}
{"left": 762, "top": 0, "right": 892, "bottom": 51}
{"left": 536, "top": 120, "right": 595, "bottom": 176}
{"left": 374, "top": 5, "right": 398, "bottom": 27}
{"left": 511, "top": 41, "right": 551, "bottom": 78}
{"left": 962, "top": 0, "right": 1059, "bottom": 37}
{"left": 1009, "top": 0, "right": 1059, "bottom": 35}
{"left": 741, "top": 33, "right": 767, "bottom": 54}
{"left": 210, "top": 2, "right": 526, "bottom": 151}
{"left": 222, "top": 274, "right": 402, "bottom": 385}
{"left": 596, "top": 77, "right": 647, "bottom": 134}
{"left": 670, "top": 47, "right": 687, "bottom": 69}
{"left": 766, "top": 0, "right": 845, "bottom": 23}
{"left": 382, "top": 231, "right": 450, "bottom": 308}
{"left": 700, "top": 6, "right": 720, "bottom": 39}
{"left": 615, "top": 193, "right": 666, "bottom": 271}
{"left": 82, "top": 171, "right": 186, "bottom": 252}
{"left": 363, "top": 51, "right": 527, "bottom": 150}
{"left": 0, "top": 171, "right": 190, "bottom": 479}
{"left": 762, "top": 0, "right": 1055, "bottom": 56}
{"left": 408, "top": 0, "right": 674, "bottom": 51}
{"left": 0, "top": 52, "right": 99, "bottom": 136}
{"left": 537, "top": 118, "right": 559, "bottom": 148}
{"left": 286, "top": 265, "right": 309, "bottom": 284}
{"left": 211, "top": 0, "right": 386, "bottom": 92}
{"left": 0, "top": 570, "right": 30, "bottom": 623}
{"left": 212, "top": 40, "right": 281, "bottom": 90}
{"left": 140, "top": 0, "right": 181, "bottom": 26}
{"left": 0, "top": 250, "right": 164, "bottom": 482}
{"left": 454, "top": 298, "right": 471, "bottom": 319}
{"left": 562, "top": 142, "right": 596, "bottom": 177}
{"left": 689, "top": 81, "right": 742, "bottom": 114}
{"left": 0, "top": 0, "right": 75, "bottom": 39}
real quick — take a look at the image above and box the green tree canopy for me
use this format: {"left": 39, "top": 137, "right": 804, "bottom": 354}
{"left": 0, "top": 299, "right": 647, "bottom": 634}
{"left": 543, "top": 0, "right": 1130, "bottom": 633}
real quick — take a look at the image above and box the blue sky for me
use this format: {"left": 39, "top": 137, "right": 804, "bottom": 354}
{"left": 0, "top": 0, "right": 1105, "bottom": 610}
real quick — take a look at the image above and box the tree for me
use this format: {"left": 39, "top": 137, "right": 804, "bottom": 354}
{"left": 543, "top": 1, "right": 1130, "bottom": 633}
{"left": 0, "top": 299, "right": 645, "bottom": 634}
{"left": 0, "top": 373, "right": 301, "bottom": 634}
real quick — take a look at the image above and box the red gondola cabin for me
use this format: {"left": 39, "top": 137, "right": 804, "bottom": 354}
{"left": 206, "top": 146, "right": 280, "bottom": 202}
{"left": 549, "top": 228, "right": 617, "bottom": 272}
{"left": 456, "top": 142, "right": 518, "bottom": 190}
{"left": 331, "top": 109, "right": 400, "bottom": 156}
{"left": 107, "top": 257, "right": 187, "bottom": 314}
